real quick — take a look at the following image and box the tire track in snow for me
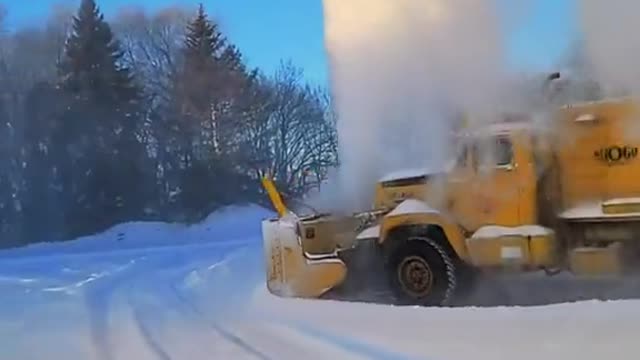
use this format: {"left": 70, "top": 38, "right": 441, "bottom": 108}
{"left": 184, "top": 294, "right": 422, "bottom": 360}
{"left": 167, "top": 253, "right": 421, "bottom": 360}
{"left": 120, "top": 245, "right": 271, "bottom": 360}
{"left": 122, "top": 253, "right": 203, "bottom": 360}
{"left": 162, "top": 255, "right": 354, "bottom": 359}
{"left": 168, "top": 281, "right": 369, "bottom": 360}
{"left": 82, "top": 246, "right": 236, "bottom": 360}
{"left": 129, "top": 306, "right": 173, "bottom": 360}
{"left": 123, "top": 259, "right": 224, "bottom": 360}
{"left": 167, "top": 281, "right": 272, "bottom": 360}
{"left": 83, "top": 257, "right": 148, "bottom": 360}
{"left": 156, "top": 248, "right": 361, "bottom": 359}
{"left": 77, "top": 239, "right": 417, "bottom": 360}
{"left": 84, "top": 254, "right": 187, "bottom": 360}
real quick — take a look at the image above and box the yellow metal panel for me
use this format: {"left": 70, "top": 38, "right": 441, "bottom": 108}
{"left": 510, "top": 131, "right": 539, "bottom": 226}
{"left": 554, "top": 102, "right": 609, "bottom": 209}
{"left": 554, "top": 98, "right": 640, "bottom": 211}
{"left": 529, "top": 234, "right": 557, "bottom": 267}
{"left": 568, "top": 243, "right": 623, "bottom": 276}
{"left": 445, "top": 170, "right": 483, "bottom": 231}
{"left": 465, "top": 235, "right": 531, "bottom": 267}
{"left": 298, "top": 215, "right": 361, "bottom": 255}
{"left": 474, "top": 171, "right": 522, "bottom": 227}
{"left": 465, "top": 229, "right": 555, "bottom": 268}
{"left": 605, "top": 101, "right": 640, "bottom": 199}
{"left": 380, "top": 212, "right": 470, "bottom": 261}
{"left": 602, "top": 201, "right": 640, "bottom": 215}
{"left": 262, "top": 219, "right": 347, "bottom": 299}
{"left": 374, "top": 183, "right": 429, "bottom": 209}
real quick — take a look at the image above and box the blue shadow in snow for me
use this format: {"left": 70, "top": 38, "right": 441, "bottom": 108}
{"left": 287, "top": 321, "right": 427, "bottom": 360}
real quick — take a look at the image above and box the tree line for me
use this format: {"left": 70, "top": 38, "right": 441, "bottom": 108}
{"left": 0, "top": 1, "right": 338, "bottom": 247}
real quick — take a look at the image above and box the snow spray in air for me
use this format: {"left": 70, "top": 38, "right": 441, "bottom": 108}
{"left": 319, "top": 0, "right": 511, "bottom": 212}
{"left": 577, "top": 0, "right": 640, "bottom": 97}
{"left": 577, "top": 0, "right": 640, "bottom": 140}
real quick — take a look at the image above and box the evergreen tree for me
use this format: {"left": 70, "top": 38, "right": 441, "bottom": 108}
{"left": 183, "top": 4, "right": 227, "bottom": 69}
{"left": 21, "top": 81, "right": 68, "bottom": 244}
{"left": 179, "top": 4, "right": 229, "bottom": 132}
{"left": 59, "top": 0, "right": 138, "bottom": 107}
{"left": 0, "top": 99, "right": 17, "bottom": 246}
{"left": 55, "top": 0, "right": 151, "bottom": 237}
{"left": 164, "top": 3, "right": 254, "bottom": 220}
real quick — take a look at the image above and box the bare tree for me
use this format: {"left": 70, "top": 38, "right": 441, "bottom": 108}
{"left": 1, "top": 4, "right": 72, "bottom": 89}
{"left": 112, "top": 5, "right": 191, "bottom": 105}
{"left": 111, "top": 5, "right": 193, "bottom": 202}
{"left": 243, "top": 61, "right": 338, "bottom": 198}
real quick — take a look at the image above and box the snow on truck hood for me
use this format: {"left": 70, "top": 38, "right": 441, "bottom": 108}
{"left": 378, "top": 166, "right": 450, "bottom": 183}
{"left": 387, "top": 199, "right": 439, "bottom": 216}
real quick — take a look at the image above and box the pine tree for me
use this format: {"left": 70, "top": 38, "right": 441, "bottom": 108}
{"left": 59, "top": 0, "right": 138, "bottom": 107}
{"left": 183, "top": 4, "right": 227, "bottom": 69}
{"left": 54, "top": 0, "right": 151, "bottom": 237}
{"left": 21, "top": 82, "right": 68, "bottom": 244}
{"left": 220, "top": 44, "right": 247, "bottom": 79}
{"left": 179, "top": 4, "right": 230, "bottom": 127}
{"left": 165, "top": 3, "right": 254, "bottom": 220}
{"left": 0, "top": 100, "right": 18, "bottom": 246}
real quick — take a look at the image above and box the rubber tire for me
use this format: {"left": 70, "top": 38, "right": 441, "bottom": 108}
{"left": 387, "top": 238, "right": 457, "bottom": 307}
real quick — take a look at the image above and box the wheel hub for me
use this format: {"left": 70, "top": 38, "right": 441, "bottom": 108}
{"left": 397, "top": 255, "right": 433, "bottom": 298}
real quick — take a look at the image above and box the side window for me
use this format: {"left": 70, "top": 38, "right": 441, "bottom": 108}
{"left": 456, "top": 144, "right": 469, "bottom": 168}
{"left": 470, "top": 136, "right": 513, "bottom": 171}
{"left": 493, "top": 136, "right": 514, "bottom": 167}
{"left": 471, "top": 142, "right": 479, "bottom": 172}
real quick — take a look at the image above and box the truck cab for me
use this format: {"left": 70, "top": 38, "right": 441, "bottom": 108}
{"left": 374, "top": 118, "right": 552, "bottom": 236}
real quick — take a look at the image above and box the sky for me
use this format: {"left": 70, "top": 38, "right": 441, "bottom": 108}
{"left": 4, "top": 0, "right": 578, "bottom": 87}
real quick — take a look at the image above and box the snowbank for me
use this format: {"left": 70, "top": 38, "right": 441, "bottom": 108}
{"left": 0, "top": 204, "right": 275, "bottom": 259}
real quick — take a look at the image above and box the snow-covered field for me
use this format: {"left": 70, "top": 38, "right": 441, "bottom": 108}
{"left": 1, "top": 204, "right": 639, "bottom": 360}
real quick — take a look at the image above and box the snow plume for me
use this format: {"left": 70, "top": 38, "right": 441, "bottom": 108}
{"left": 577, "top": 0, "right": 640, "bottom": 97}
{"left": 319, "top": 0, "right": 512, "bottom": 212}
{"left": 576, "top": 0, "right": 640, "bottom": 141}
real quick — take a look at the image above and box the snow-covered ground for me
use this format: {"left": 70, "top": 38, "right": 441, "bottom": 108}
{"left": 1, "top": 204, "right": 639, "bottom": 360}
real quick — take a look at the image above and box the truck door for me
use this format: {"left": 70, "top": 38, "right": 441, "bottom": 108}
{"left": 446, "top": 140, "right": 476, "bottom": 230}
{"left": 469, "top": 133, "right": 523, "bottom": 227}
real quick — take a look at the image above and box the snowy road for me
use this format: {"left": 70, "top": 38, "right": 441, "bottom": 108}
{"left": 1, "top": 205, "right": 640, "bottom": 360}
{"left": 0, "top": 237, "right": 411, "bottom": 359}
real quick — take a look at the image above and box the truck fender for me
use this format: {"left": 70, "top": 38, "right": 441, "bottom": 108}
{"left": 379, "top": 199, "right": 470, "bottom": 261}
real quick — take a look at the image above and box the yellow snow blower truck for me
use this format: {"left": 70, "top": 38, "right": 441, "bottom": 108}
{"left": 261, "top": 96, "right": 640, "bottom": 307}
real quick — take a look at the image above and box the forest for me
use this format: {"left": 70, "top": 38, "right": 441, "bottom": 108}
{"left": 0, "top": 1, "right": 338, "bottom": 247}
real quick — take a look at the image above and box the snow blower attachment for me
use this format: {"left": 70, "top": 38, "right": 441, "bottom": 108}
{"left": 261, "top": 177, "right": 350, "bottom": 298}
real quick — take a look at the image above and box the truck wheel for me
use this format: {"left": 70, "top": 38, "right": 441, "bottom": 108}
{"left": 387, "top": 238, "right": 457, "bottom": 306}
